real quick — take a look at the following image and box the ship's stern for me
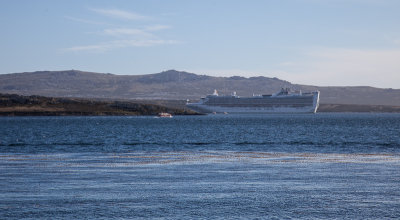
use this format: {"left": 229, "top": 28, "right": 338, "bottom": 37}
{"left": 312, "top": 91, "right": 320, "bottom": 113}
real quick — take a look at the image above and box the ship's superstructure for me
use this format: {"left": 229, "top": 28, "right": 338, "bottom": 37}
{"left": 186, "top": 88, "right": 320, "bottom": 114}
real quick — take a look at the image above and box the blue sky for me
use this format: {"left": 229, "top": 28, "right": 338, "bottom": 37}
{"left": 1, "top": 0, "right": 399, "bottom": 88}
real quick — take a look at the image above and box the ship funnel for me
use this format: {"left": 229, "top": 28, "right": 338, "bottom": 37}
{"left": 213, "top": 89, "right": 219, "bottom": 96}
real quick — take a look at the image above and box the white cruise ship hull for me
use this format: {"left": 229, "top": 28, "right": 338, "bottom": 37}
{"left": 186, "top": 104, "right": 318, "bottom": 114}
{"left": 187, "top": 91, "right": 320, "bottom": 114}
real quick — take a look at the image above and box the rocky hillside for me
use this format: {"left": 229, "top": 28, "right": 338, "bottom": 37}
{"left": 1, "top": 70, "right": 399, "bottom": 106}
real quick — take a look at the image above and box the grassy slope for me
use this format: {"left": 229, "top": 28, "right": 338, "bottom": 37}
{"left": 318, "top": 104, "right": 400, "bottom": 113}
{"left": 0, "top": 94, "right": 198, "bottom": 116}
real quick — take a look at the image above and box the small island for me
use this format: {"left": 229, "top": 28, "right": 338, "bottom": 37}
{"left": 0, "top": 93, "right": 199, "bottom": 116}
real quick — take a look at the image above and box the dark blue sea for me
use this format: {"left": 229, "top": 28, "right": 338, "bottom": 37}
{"left": 1, "top": 113, "right": 400, "bottom": 219}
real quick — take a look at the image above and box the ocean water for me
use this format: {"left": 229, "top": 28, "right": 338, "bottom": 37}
{"left": 1, "top": 114, "right": 399, "bottom": 219}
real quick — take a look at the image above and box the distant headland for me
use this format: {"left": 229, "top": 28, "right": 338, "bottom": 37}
{"left": 1, "top": 69, "right": 400, "bottom": 114}
{"left": 0, "top": 93, "right": 198, "bottom": 116}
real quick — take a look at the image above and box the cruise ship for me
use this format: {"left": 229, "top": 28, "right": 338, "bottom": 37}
{"left": 186, "top": 88, "right": 320, "bottom": 114}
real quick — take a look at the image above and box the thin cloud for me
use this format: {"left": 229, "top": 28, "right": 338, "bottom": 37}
{"left": 64, "top": 16, "right": 111, "bottom": 26}
{"left": 90, "top": 8, "right": 148, "bottom": 20}
{"left": 65, "top": 39, "right": 179, "bottom": 52}
{"left": 64, "top": 8, "right": 177, "bottom": 52}
{"left": 103, "top": 28, "right": 154, "bottom": 37}
{"left": 102, "top": 26, "right": 171, "bottom": 37}
{"left": 144, "top": 25, "right": 171, "bottom": 31}
{"left": 65, "top": 44, "right": 113, "bottom": 52}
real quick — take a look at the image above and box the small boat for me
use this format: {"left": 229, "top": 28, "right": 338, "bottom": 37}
{"left": 158, "top": 112, "right": 173, "bottom": 118}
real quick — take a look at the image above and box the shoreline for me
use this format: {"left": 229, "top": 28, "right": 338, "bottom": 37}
{"left": 1, "top": 93, "right": 400, "bottom": 116}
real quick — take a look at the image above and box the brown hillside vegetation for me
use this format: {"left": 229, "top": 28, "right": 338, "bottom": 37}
{"left": 0, "top": 94, "right": 198, "bottom": 116}
{"left": 1, "top": 70, "right": 399, "bottom": 106}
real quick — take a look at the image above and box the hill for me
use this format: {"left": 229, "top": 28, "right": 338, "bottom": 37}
{"left": 0, "top": 93, "right": 197, "bottom": 116}
{"left": 1, "top": 69, "right": 399, "bottom": 106}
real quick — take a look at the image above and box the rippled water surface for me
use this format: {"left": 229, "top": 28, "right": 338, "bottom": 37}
{"left": 1, "top": 114, "right": 400, "bottom": 219}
